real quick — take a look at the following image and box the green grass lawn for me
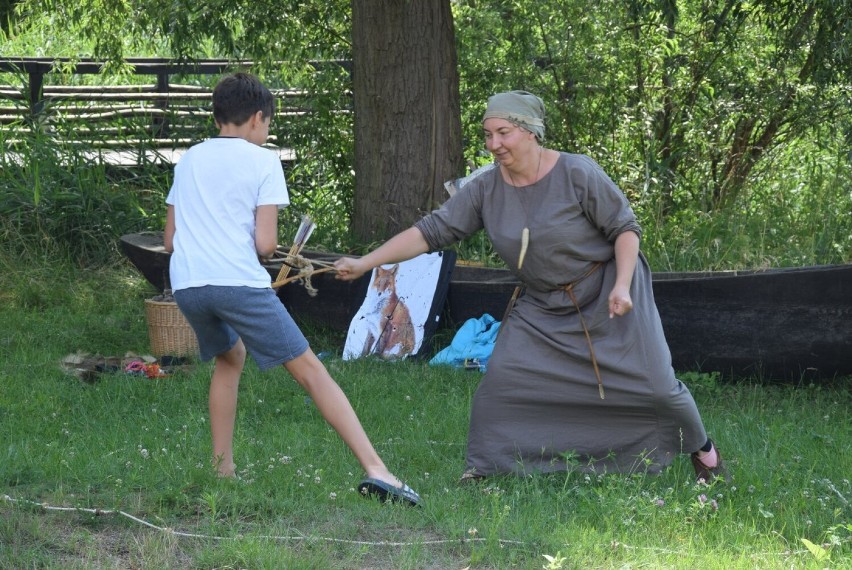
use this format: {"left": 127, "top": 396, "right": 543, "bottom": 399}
{"left": 1, "top": 262, "right": 850, "bottom": 569}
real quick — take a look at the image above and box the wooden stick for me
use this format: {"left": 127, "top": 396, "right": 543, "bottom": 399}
{"left": 275, "top": 215, "right": 316, "bottom": 284}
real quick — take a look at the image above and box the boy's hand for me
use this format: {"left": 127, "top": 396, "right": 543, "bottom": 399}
{"left": 334, "top": 257, "right": 369, "bottom": 281}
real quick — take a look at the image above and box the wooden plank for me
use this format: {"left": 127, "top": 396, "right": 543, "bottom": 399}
{"left": 0, "top": 57, "right": 350, "bottom": 76}
{"left": 0, "top": 58, "right": 347, "bottom": 164}
{"left": 2, "top": 145, "right": 296, "bottom": 167}
{"left": 0, "top": 57, "right": 246, "bottom": 75}
{"left": 38, "top": 92, "right": 307, "bottom": 102}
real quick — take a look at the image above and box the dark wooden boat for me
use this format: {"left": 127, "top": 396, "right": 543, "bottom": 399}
{"left": 120, "top": 232, "right": 852, "bottom": 380}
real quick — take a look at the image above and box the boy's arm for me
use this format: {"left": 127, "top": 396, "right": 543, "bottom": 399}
{"left": 255, "top": 204, "right": 279, "bottom": 258}
{"left": 164, "top": 205, "right": 176, "bottom": 253}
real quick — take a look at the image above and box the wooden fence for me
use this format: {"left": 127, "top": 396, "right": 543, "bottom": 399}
{"left": 0, "top": 57, "right": 347, "bottom": 166}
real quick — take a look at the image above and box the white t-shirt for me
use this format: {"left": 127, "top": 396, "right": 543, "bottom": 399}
{"left": 166, "top": 137, "right": 289, "bottom": 290}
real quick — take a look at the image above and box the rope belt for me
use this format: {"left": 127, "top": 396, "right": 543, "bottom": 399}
{"left": 560, "top": 261, "right": 606, "bottom": 399}
{"left": 501, "top": 261, "right": 608, "bottom": 399}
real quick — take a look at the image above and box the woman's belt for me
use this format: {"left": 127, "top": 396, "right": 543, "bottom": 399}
{"left": 560, "top": 261, "right": 606, "bottom": 399}
{"left": 501, "top": 261, "right": 608, "bottom": 399}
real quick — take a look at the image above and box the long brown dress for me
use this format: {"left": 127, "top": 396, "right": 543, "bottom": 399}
{"left": 415, "top": 153, "right": 708, "bottom": 475}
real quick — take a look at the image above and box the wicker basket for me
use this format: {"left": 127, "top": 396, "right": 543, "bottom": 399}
{"left": 145, "top": 299, "right": 199, "bottom": 357}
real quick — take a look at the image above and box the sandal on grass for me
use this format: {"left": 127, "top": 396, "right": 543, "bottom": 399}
{"left": 691, "top": 441, "right": 730, "bottom": 483}
{"left": 357, "top": 478, "right": 421, "bottom": 507}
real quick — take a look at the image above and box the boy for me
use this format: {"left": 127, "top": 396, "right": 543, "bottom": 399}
{"left": 164, "top": 72, "right": 419, "bottom": 506}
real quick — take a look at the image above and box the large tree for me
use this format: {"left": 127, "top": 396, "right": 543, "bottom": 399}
{"left": 351, "top": 0, "right": 462, "bottom": 242}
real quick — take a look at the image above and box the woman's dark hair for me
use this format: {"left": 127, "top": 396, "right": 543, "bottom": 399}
{"left": 212, "top": 72, "right": 275, "bottom": 126}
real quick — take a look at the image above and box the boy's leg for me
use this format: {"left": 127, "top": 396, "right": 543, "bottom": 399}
{"left": 210, "top": 339, "right": 247, "bottom": 477}
{"left": 283, "top": 348, "right": 403, "bottom": 487}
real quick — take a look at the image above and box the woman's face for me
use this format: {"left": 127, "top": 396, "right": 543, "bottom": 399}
{"left": 483, "top": 118, "right": 535, "bottom": 165}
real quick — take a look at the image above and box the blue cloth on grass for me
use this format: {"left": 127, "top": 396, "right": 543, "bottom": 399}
{"left": 429, "top": 314, "right": 500, "bottom": 372}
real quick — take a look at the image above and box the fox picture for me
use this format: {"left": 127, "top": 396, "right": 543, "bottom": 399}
{"left": 343, "top": 252, "right": 449, "bottom": 362}
{"left": 359, "top": 264, "right": 416, "bottom": 358}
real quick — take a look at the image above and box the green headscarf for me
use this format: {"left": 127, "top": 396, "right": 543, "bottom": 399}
{"left": 482, "top": 90, "right": 545, "bottom": 142}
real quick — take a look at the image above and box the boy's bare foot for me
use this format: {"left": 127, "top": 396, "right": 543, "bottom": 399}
{"left": 214, "top": 461, "right": 237, "bottom": 478}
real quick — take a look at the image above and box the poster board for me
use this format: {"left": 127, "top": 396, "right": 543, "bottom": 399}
{"left": 343, "top": 250, "right": 456, "bottom": 360}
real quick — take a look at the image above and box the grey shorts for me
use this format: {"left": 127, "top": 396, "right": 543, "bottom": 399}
{"left": 173, "top": 285, "right": 309, "bottom": 370}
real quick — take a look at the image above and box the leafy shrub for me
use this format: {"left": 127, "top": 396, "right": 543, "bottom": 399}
{"left": 0, "top": 126, "right": 169, "bottom": 264}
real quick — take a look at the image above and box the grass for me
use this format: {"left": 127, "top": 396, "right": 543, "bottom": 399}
{"left": 0, "top": 257, "right": 850, "bottom": 569}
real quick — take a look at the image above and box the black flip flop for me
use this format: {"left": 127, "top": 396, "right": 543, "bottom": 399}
{"left": 357, "top": 478, "right": 421, "bottom": 507}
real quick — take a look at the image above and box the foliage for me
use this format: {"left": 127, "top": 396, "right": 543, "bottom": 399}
{"left": 274, "top": 62, "right": 357, "bottom": 251}
{"left": 453, "top": 0, "right": 852, "bottom": 268}
{"left": 0, "top": 125, "right": 169, "bottom": 264}
{"left": 0, "top": 0, "right": 21, "bottom": 34}
{"left": 2, "top": 0, "right": 359, "bottom": 251}
{"left": 1, "top": 0, "right": 851, "bottom": 268}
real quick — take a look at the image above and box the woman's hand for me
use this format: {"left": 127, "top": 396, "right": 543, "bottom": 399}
{"left": 610, "top": 231, "right": 639, "bottom": 318}
{"left": 334, "top": 257, "right": 369, "bottom": 281}
{"left": 608, "top": 284, "right": 634, "bottom": 318}
{"left": 333, "top": 227, "right": 430, "bottom": 282}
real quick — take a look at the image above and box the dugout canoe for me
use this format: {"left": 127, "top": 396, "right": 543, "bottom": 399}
{"left": 120, "top": 231, "right": 852, "bottom": 380}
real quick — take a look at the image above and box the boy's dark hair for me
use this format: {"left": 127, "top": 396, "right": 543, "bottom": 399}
{"left": 212, "top": 72, "right": 275, "bottom": 126}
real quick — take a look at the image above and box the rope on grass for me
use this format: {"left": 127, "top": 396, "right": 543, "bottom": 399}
{"left": 1, "top": 494, "right": 524, "bottom": 547}
{"left": 1, "top": 494, "right": 832, "bottom": 559}
{"left": 823, "top": 479, "right": 849, "bottom": 505}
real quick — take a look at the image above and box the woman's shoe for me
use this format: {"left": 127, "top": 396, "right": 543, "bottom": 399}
{"left": 691, "top": 441, "right": 730, "bottom": 483}
{"left": 459, "top": 468, "right": 486, "bottom": 485}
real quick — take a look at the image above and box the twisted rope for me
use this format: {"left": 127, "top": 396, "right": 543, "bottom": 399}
{"left": 270, "top": 254, "right": 337, "bottom": 293}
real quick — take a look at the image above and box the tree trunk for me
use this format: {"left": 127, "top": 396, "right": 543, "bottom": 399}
{"left": 350, "top": 0, "right": 463, "bottom": 243}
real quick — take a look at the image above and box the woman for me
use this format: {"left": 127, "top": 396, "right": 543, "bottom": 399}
{"left": 334, "top": 90, "right": 727, "bottom": 483}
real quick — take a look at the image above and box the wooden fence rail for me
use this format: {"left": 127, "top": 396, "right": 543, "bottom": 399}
{"left": 0, "top": 57, "right": 348, "bottom": 166}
